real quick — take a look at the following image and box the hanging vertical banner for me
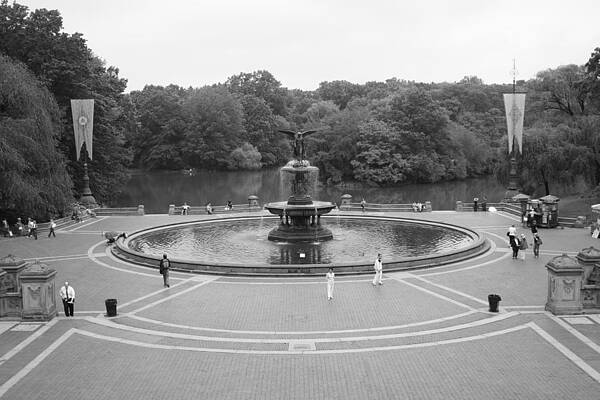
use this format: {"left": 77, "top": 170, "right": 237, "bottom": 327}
{"left": 70, "top": 99, "right": 95, "bottom": 160}
{"left": 503, "top": 93, "right": 526, "bottom": 154}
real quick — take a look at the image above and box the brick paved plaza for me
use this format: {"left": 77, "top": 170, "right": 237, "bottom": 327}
{"left": 1, "top": 210, "right": 600, "bottom": 399}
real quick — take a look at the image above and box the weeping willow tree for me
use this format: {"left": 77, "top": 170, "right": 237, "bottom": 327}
{"left": 0, "top": 54, "right": 73, "bottom": 220}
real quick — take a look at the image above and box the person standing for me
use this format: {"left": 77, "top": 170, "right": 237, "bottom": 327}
{"left": 519, "top": 233, "right": 528, "bottom": 260}
{"left": 360, "top": 198, "right": 366, "bottom": 213}
{"left": 533, "top": 233, "right": 542, "bottom": 258}
{"left": 27, "top": 218, "right": 34, "bottom": 238}
{"left": 372, "top": 253, "right": 383, "bottom": 286}
{"left": 206, "top": 203, "right": 213, "bottom": 215}
{"left": 2, "top": 219, "right": 11, "bottom": 237}
{"left": 48, "top": 218, "right": 56, "bottom": 238}
{"left": 326, "top": 267, "right": 335, "bottom": 300}
{"left": 160, "top": 254, "right": 171, "bottom": 288}
{"left": 16, "top": 218, "right": 23, "bottom": 236}
{"left": 181, "top": 202, "right": 190, "bottom": 215}
{"left": 59, "top": 281, "right": 75, "bottom": 317}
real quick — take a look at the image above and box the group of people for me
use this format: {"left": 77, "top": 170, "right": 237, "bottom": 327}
{"left": 179, "top": 201, "right": 233, "bottom": 215}
{"left": 0, "top": 217, "right": 55, "bottom": 239}
{"left": 507, "top": 221, "right": 543, "bottom": 260}
{"left": 412, "top": 202, "right": 425, "bottom": 212}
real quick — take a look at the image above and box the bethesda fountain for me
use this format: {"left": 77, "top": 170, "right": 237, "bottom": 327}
{"left": 264, "top": 130, "right": 337, "bottom": 242}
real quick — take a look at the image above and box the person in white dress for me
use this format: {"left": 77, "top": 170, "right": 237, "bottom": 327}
{"left": 372, "top": 253, "right": 383, "bottom": 286}
{"left": 326, "top": 267, "right": 335, "bottom": 300}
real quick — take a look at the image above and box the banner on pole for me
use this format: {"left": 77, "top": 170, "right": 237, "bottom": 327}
{"left": 503, "top": 93, "right": 526, "bottom": 155}
{"left": 70, "top": 99, "right": 94, "bottom": 160}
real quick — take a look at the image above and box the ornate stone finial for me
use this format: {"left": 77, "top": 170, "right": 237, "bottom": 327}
{"left": 0, "top": 254, "right": 25, "bottom": 266}
{"left": 546, "top": 254, "right": 582, "bottom": 271}
{"left": 21, "top": 260, "right": 54, "bottom": 276}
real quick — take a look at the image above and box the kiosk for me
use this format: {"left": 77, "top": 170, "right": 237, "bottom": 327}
{"left": 538, "top": 194, "right": 560, "bottom": 228}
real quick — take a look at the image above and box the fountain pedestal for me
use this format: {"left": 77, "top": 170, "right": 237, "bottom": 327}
{"left": 265, "top": 163, "right": 335, "bottom": 242}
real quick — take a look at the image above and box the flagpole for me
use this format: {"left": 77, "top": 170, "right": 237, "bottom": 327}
{"left": 503, "top": 60, "right": 523, "bottom": 201}
{"left": 71, "top": 99, "right": 98, "bottom": 210}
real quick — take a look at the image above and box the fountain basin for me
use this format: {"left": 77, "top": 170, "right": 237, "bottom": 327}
{"left": 112, "top": 214, "right": 490, "bottom": 276}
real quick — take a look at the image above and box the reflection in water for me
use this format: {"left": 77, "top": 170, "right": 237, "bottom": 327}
{"left": 116, "top": 169, "right": 507, "bottom": 213}
{"left": 129, "top": 218, "right": 474, "bottom": 265}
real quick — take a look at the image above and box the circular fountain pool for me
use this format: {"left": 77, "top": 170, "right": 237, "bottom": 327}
{"left": 113, "top": 215, "right": 489, "bottom": 275}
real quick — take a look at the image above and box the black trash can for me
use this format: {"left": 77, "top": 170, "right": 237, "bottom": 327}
{"left": 488, "top": 294, "right": 501, "bottom": 312}
{"left": 105, "top": 298, "right": 117, "bottom": 317}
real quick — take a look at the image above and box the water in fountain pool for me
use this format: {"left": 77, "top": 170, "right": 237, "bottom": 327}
{"left": 128, "top": 217, "right": 474, "bottom": 265}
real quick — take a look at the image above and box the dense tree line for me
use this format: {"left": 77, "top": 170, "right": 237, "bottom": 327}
{"left": 1, "top": 0, "right": 599, "bottom": 220}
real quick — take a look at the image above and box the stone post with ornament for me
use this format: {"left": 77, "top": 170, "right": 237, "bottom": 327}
{"left": 0, "top": 255, "right": 28, "bottom": 319}
{"left": 19, "top": 261, "right": 57, "bottom": 321}
{"left": 545, "top": 254, "right": 584, "bottom": 315}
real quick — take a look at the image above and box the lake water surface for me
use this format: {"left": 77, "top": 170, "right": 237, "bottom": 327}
{"left": 115, "top": 169, "right": 507, "bottom": 214}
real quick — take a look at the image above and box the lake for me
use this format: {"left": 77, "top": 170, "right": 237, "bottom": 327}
{"left": 115, "top": 169, "right": 508, "bottom": 214}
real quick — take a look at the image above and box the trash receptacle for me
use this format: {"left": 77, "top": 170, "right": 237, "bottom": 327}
{"left": 105, "top": 298, "right": 117, "bottom": 317}
{"left": 488, "top": 294, "right": 501, "bottom": 312}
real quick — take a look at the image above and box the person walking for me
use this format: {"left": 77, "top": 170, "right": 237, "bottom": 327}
{"left": 509, "top": 233, "right": 519, "bottom": 259}
{"left": 533, "top": 233, "right": 542, "bottom": 258}
{"left": 372, "top": 253, "right": 383, "bottom": 286}
{"left": 159, "top": 254, "right": 171, "bottom": 288}
{"left": 59, "top": 281, "right": 75, "bottom": 317}
{"left": 519, "top": 233, "right": 528, "bottom": 260}
{"left": 326, "top": 267, "right": 335, "bottom": 300}
{"left": 360, "top": 198, "right": 366, "bottom": 212}
{"left": 48, "top": 218, "right": 56, "bottom": 238}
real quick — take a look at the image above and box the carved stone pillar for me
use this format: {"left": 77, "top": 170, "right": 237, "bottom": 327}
{"left": 247, "top": 195, "right": 259, "bottom": 207}
{"left": 545, "top": 254, "right": 583, "bottom": 315}
{"left": 20, "top": 261, "right": 57, "bottom": 321}
{"left": 576, "top": 247, "right": 600, "bottom": 283}
{"left": 0, "top": 255, "right": 27, "bottom": 318}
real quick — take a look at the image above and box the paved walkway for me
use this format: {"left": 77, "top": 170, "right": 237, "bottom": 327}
{"left": 1, "top": 211, "right": 600, "bottom": 399}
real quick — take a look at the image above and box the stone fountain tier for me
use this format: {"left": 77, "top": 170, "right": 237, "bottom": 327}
{"left": 264, "top": 200, "right": 337, "bottom": 242}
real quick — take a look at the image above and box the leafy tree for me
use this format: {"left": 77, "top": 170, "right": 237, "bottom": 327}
{"left": 0, "top": 54, "right": 73, "bottom": 219}
{"left": 183, "top": 85, "right": 245, "bottom": 168}
{"left": 238, "top": 94, "right": 288, "bottom": 166}
{"left": 351, "top": 120, "right": 412, "bottom": 185}
{"left": 225, "top": 70, "right": 288, "bottom": 116}
{"left": 317, "top": 80, "right": 365, "bottom": 109}
{"left": 129, "top": 85, "right": 188, "bottom": 169}
{"left": 228, "top": 142, "right": 262, "bottom": 170}
{"left": 0, "top": 1, "right": 134, "bottom": 205}
{"left": 534, "top": 65, "right": 592, "bottom": 116}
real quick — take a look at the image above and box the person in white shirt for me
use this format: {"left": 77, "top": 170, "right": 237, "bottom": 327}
{"left": 48, "top": 218, "right": 56, "bottom": 238}
{"left": 59, "top": 281, "right": 75, "bottom": 317}
{"left": 326, "top": 267, "right": 335, "bottom": 300}
{"left": 372, "top": 253, "right": 383, "bottom": 286}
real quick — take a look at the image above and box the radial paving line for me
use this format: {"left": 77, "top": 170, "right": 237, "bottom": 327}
{"left": 420, "top": 249, "right": 511, "bottom": 277}
{"left": 85, "top": 311, "right": 519, "bottom": 344}
{"left": 389, "top": 275, "right": 478, "bottom": 311}
{"left": 118, "top": 276, "right": 209, "bottom": 309}
{"left": 0, "top": 328, "right": 75, "bottom": 398}
{"left": 63, "top": 216, "right": 107, "bottom": 232}
{"left": 125, "top": 310, "right": 479, "bottom": 336}
{"left": 528, "top": 322, "right": 600, "bottom": 384}
{"left": 549, "top": 314, "right": 600, "bottom": 355}
{"left": 0, "top": 319, "right": 58, "bottom": 366}
{"left": 409, "top": 274, "right": 489, "bottom": 305}
{"left": 126, "top": 277, "right": 219, "bottom": 314}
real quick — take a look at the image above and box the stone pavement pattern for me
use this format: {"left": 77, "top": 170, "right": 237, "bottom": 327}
{"left": 1, "top": 211, "right": 600, "bottom": 399}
